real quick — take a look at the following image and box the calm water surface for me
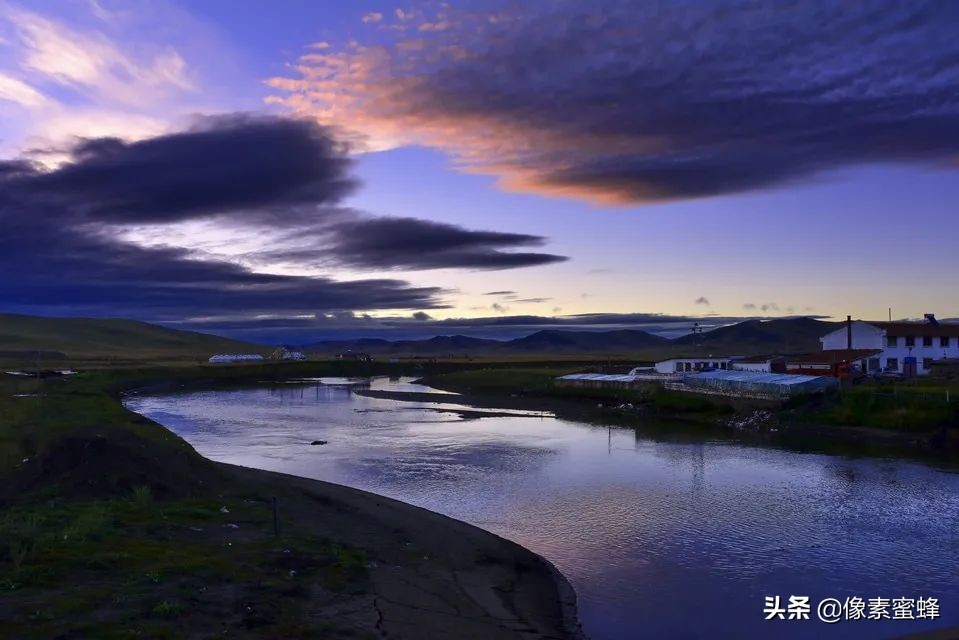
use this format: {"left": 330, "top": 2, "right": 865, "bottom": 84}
{"left": 126, "top": 378, "right": 959, "bottom": 640}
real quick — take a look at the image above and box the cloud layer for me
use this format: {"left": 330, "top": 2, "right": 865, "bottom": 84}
{"left": 0, "top": 2, "right": 223, "bottom": 154}
{"left": 0, "top": 114, "right": 564, "bottom": 322}
{"left": 268, "top": 0, "right": 959, "bottom": 204}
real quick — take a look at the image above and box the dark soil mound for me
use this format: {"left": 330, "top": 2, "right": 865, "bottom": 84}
{"left": 1, "top": 426, "right": 221, "bottom": 504}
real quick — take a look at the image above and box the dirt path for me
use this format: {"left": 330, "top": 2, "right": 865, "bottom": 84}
{"left": 224, "top": 463, "right": 586, "bottom": 640}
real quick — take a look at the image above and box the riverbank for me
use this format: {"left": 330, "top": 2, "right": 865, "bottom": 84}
{"left": 0, "top": 369, "right": 585, "bottom": 639}
{"left": 406, "top": 369, "right": 959, "bottom": 461}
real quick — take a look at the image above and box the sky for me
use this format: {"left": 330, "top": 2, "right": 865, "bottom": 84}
{"left": 1, "top": 0, "right": 958, "bottom": 343}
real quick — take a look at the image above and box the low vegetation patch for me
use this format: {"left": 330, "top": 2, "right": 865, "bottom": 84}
{"left": 0, "top": 371, "right": 377, "bottom": 638}
{"left": 649, "top": 388, "right": 734, "bottom": 414}
{"left": 792, "top": 382, "right": 959, "bottom": 432}
{"left": 0, "top": 493, "right": 370, "bottom": 638}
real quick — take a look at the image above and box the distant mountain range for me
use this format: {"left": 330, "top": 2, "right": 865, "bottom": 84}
{"left": 306, "top": 328, "right": 669, "bottom": 356}
{"left": 0, "top": 313, "right": 842, "bottom": 363}
{"left": 303, "top": 317, "right": 840, "bottom": 358}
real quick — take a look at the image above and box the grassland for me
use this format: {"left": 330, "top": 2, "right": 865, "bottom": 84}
{"left": 1, "top": 491, "right": 369, "bottom": 639}
{"left": 0, "top": 313, "right": 271, "bottom": 365}
{"left": 788, "top": 381, "right": 959, "bottom": 432}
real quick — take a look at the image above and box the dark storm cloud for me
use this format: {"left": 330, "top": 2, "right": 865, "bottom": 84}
{"left": 271, "top": 0, "right": 959, "bottom": 203}
{"left": 0, "top": 114, "right": 563, "bottom": 323}
{"left": 321, "top": 217, "right": 567, "bottom": 270}
{"left": 30, "top": 114, "right": 358, "bottom": 224}
{"left": 255, "top": 216, "right": 566, "bottom": 271}
{"left": 0, "top": 222, "right": 444, "bottom": 319}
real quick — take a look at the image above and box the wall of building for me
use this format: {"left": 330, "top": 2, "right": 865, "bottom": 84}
{"left": 732, "top": 361, "right": 771, "bottom": 373}
{"left": 821, "top": 322, "right": 959, "bottom": 374}
{"left": 655, "top": 358, "right": 736, "bottom": 374}
{"left": 821, "top": 322, "right": 885, "bottom": 350}
{"left": 879, "top": 337, "right": 959, "bottom": 374}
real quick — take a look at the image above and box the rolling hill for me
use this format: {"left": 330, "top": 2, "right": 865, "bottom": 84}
{"left": 306, "top": 328, "right": 670, "bottom": 356}
{"left": 305, "top": 318, "right": 839, "bottom": 359}
{"left": 672, "top": 317, "right": 840, "bottom": 354}
{"left": 0, "top": 314, "right": 269, "bottom": 362}
{"left": 504, "top": 329, "right": 669, "bottom": 352}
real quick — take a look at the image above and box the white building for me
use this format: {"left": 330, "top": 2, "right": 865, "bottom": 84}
{"left": 654, "top": 356, "right": 742, "bottom": 374}
{"left": 820, "top": 314, "right": 959, "bottom": 375}
{"left": 208, "top": 354, "right": 265, "bottom": 364}
{"left": 731, "top": 355, "right": 785, "bottom": 373}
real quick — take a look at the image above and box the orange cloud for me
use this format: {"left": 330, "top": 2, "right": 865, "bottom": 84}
{"left": 265, "top": 1, "right": 959, "bottom": 205}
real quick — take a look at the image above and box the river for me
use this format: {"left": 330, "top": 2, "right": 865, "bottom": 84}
{"left": 125, "top": 377, "right": 959, "bottom": 640}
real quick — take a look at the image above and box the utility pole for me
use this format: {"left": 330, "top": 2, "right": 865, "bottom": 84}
{"left": 693, "top": 322, "right": 704, "bottom": 354}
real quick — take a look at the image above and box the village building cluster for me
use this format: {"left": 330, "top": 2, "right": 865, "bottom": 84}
{"left": 559, "top": 314, "right": 959, "bottom": 399}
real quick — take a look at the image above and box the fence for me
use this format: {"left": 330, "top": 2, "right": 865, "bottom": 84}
{"left": 852, "top": 389, "right": 955, "bottom": 404}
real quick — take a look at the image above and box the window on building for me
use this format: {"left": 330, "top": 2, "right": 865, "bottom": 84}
{"left": 886, "top": 336, "right": 898, "bottom": 347}
{"left": 923, "top": 358, "right": 933, "bottom": 370}
{"left": 868, "top": 358, "right": 880, "bottom": 372}
{"left": 886, "top": 358, "right": 898, "bottom": 371}
{"left": 923, "top": 336, "right": 933, "bottom": 347}
{"left": 905, "top": 336, "right": 915, "bottom": 347}
{"left": 675, "top": 362, "right": 683, "bottom": 373}
{"left": 941, "top": 337, "right": 951, "bottom": 348}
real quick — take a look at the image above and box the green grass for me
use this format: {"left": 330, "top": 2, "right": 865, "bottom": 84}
{"left": 0, "top": 363, "right": 388, "bottom": 638}
{"left": 786, "top": 380, "right": 959, "bottom": 431}
{"left": 0, "top": 312, "right": 270, "bottom": 363}
{"left": 649, "top": 388, "right": 734, "bottom": 414}
{"left": 151, "top": 600, "right": 184, "bottom": 619}
{"left": 130, "top": 485, "right": 153, "bottom": 511}
{"left": 0, "top": 495, "right": 370, "bottom": 638}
